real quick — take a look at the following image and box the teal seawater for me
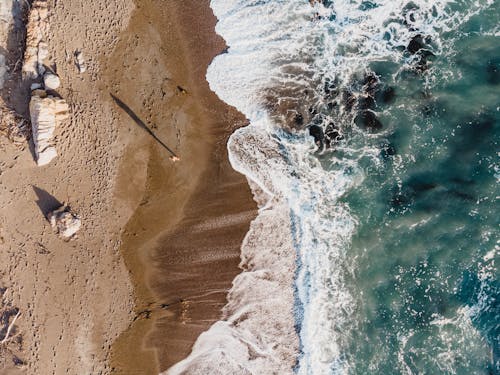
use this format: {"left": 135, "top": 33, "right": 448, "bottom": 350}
{"left": 339, "top": 4, "right": 499, "bottom": 374}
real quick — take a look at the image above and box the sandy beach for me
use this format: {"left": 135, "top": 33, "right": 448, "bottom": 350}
{"left": 0, "top": 0, "right": 254, "bottom": 374}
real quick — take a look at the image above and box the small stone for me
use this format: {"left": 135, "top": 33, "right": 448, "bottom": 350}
{"left": 75, "top": 51, "right": 86, "bottom": 73}
{"left": 30, "top": 83, "right": 42, "bottom": 90}
{"left": 43, "top": 73, "right": 61, "bottom": 90}
{"left": 48, "top": 206, "right": 81, "bottom": 239}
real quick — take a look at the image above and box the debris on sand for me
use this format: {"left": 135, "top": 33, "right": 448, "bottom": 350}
{"left": 22, "top": 0, "right": 49, "bottom": 79}
{"left": 75, "top": 51, "right": 86, "bottom": 73}
{"left": 29, "top": 90, "right": 69, "bottom": 166}
{"left": 0, "top": 105, "right": 30, "bottom": 146}
{"left": 48, "top": 205, "right": 81, "bottom": 239}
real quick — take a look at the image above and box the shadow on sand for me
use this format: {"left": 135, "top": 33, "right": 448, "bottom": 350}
{"left": 110, "top": 93, "right": 178, "bottom": 159}
{"left": 32, "top": 186, "right": 62, "bottom": 218}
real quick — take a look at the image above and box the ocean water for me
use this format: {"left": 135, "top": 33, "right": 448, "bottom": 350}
{"left": 166, "top": 0, "right": 499, "bottom": 374}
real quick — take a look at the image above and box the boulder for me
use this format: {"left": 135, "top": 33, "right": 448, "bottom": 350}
{"left": 29, "top": 90, "right": 69, "bottom": 166}
{"left": 48, "top": 206, "right": 81, "bottom": 238}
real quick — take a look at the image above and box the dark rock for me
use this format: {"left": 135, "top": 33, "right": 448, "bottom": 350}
{"left": 308, "top": 124, "right": 324, "bottom": 150}
{"left": 327, "top": 101, "right": 338, "bottom": 111}
{"left": 342, "top": 90, "right": 356, "bottom": 111}
{"left": 407, "top": 34, "right": 425, "bottom": 54}
{"left": 381, "top": 87, "right": 396, "bottom": 104}
{"left": 354, "top": 110, "right": 383, "bottom": 131}
{"left": 358, "top": 95, "right": 376, "bottom": 110}
{"left": 363, "top": 72, "right": 380, "bottom": 95}
{"left": 325, "top": 122, "right": 343, "bottom": 147}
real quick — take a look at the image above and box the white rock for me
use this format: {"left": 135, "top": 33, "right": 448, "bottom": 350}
{"left": 43, "top": 72, "right": 60, "bottom": 89}
{"left": 48, "top": 206, "right": 81, "bottom": 238}
{"left": 29, "top": 90, "right": 69, "bottom": 166}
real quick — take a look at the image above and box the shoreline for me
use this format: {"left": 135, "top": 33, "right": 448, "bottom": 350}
{"left": 108, "top": 1, "right": 256, "bottom": 373}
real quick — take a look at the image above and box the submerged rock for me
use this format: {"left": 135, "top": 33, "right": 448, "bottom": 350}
{"left": 29, "top": 90, "right": 69, "bottom": 166}
{"left": 354, "top": 110, "right": 383, "bottom": 132}
{"left": 48, "top": 206, "right": 81, "bottom": 239}
{"left": 380, "top": 87, "right": 396, "bottom": 104}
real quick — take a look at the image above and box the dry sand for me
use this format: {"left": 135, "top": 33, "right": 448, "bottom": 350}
{"left": 1, "top": 0, "right": 136, "bottom": 373}
{"left": 0, "top": 0, "right": 255, "bottom": 374}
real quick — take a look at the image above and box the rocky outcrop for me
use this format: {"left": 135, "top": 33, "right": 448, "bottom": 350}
{"left": 29, "top": 90, "right": 69, "bottom": 166}
{"left": 22, "top": 0, "right": 49, "bottom": 79}
{"left": 48, "top": 206, "right": 81, "bottom": 239}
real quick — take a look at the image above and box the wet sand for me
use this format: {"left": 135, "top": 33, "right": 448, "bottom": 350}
{"left": 108, "top": 1, "right": 256, "bottom": 373}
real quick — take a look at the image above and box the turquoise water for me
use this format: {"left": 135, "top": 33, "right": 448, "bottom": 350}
{"left": 340, "top": 5, "right": 499, "bottom": 374}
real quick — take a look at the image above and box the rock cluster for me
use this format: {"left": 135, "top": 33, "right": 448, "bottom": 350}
{"left": 48, "top": 206, "right": 81, "bottom": 239}
{"left": 29, "top": 90, "right": 69, "bottom": 166}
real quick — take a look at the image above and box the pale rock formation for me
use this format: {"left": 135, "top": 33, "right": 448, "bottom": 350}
{"left": 0, "top": 0, "right": 13, "bottom": 89}
{"left": 29, "top": 90, "right": 69, "bottom": 166}
{"left": 48, "top": 206, "right": 81, "bottom": 239}
{"left": 75, "top": 51, "right": 86, "bottom": 73}
{"left": 43, "top": 72, "right": 60, "bottom": 89}
{"left": 22, "top": 0, "right": 49, "bottom": 79}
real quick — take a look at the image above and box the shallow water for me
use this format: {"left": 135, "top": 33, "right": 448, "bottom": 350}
{"left": 167, "top": 0, "right": 499, "bottom": 374}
